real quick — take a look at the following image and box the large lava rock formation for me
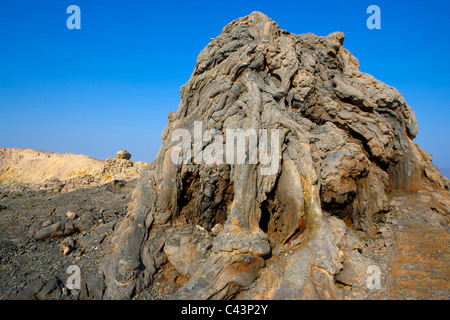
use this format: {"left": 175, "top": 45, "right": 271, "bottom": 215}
{"left": 99, "top": 12, "right": 449, "bottom": 299}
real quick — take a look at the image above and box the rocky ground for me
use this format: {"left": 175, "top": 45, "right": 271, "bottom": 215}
{"left": 0, "top": 178, "right": 195, "bottom": 300}
{"left": 341, "top": 190, "right": 449, "bottom": 300}
{"left": 0, "top": 148, "right": 189, "bottom": 300}
{"left": 0, "top": 180, "right": 135, "bottom": 299}
{"left": 0, "top": 174, "right": 448, "bottom": 300}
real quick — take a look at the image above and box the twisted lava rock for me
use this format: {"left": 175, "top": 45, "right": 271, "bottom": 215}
{"left": 99, "top": 12, "right": 449, "bottom": 300}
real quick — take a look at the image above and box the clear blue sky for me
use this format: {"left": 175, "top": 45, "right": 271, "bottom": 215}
{"left": 1, "top": 0, "right": 449, "bottom": 173}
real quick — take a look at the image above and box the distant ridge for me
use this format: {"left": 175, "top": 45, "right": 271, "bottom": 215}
{"left": 0, "top": 147, "right": 148, "bottom": 191}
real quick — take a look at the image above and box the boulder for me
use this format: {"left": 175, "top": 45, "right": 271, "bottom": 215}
{"left": 335, "top": 251, "right": 373, "bottom": 287}
{"left": 116, "top": 150, "right": 131, "bottom": 160}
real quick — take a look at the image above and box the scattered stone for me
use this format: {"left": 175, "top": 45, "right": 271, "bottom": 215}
{"left": 41, "top": 220, "right": 52, "bottom": 228}
{"left": 35, "top": 222, "right": 64, "bottom": 241}
{"left": 102, "top": 210, "right": 118, "bottom": 220}
{"left": 60, "top": 238, "right": 76, "bottom": 255}
{"left": 66, "top": 211, "right": 77, "bottom": 219}
{"left": 77, "top": 234, "right": 105, "bottom": 252}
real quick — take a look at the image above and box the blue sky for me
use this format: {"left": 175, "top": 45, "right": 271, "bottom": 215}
{"left": 0, "top": 0, "right": 449, "bottom": 173}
